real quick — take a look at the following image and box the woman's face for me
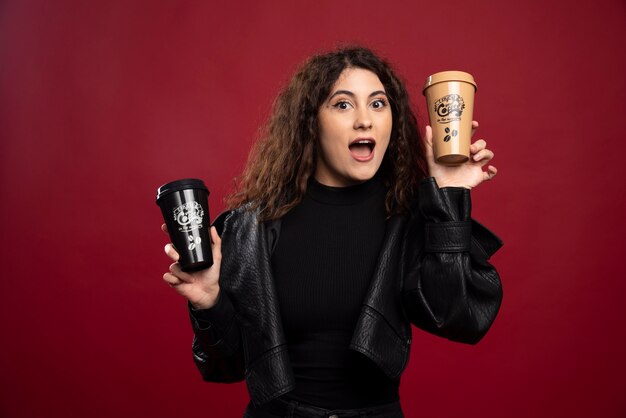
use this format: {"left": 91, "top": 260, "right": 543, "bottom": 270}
{"left": 315, "top": 67, "right": 392, "bottom": 187}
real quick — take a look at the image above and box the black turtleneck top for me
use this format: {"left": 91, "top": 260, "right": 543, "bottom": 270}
{"left": 271, "top": 174, "right": 400, "bottom": 409}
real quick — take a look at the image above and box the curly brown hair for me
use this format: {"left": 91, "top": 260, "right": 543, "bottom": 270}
{"left": 226, "top": 45, "right": 428, "bottom": 221}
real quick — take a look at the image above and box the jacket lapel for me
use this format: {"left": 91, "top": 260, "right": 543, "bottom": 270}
{"left": 349, "top": 215, "right": 412, "bottom": 380}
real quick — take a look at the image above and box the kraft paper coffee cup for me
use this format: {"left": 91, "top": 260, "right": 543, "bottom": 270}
{"left": 423, "top": 71, "right": 477, "bottom": 166}
{"left": 156, "top": 178, "right": 213, "bottom": 272}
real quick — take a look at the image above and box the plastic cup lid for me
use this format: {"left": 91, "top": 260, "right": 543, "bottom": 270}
{"left": 156, "top": 178, "right": 209, "bottom": 203}
{"left": 422, "top": 71, "right": 477, "bottom": 95}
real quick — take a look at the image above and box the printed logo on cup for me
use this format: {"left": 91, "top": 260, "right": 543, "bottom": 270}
{"left": 173, "top": 202, "right": 204, "bottom": 232}
{"left": 434, "top": 94, "right": 465, "bottom": 123}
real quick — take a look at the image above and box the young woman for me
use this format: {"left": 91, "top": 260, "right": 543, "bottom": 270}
{"left": 161, "top": 46, "right": 503, "bottom": 418}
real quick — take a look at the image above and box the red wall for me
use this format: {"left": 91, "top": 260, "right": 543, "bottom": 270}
{"left": 1, "top": 1, "right": 625, "bottom": 417}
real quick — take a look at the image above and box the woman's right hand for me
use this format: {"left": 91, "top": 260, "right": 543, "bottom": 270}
{"left": 161, "top": 224, "right": 222, "bottom": 310}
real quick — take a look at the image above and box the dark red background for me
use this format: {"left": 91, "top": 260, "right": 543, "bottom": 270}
{"left": 1, "top": 1, "right": 625, "bottom": 417}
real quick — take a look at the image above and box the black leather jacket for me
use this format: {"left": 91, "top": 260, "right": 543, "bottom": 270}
{"left": 188, "top": 177, "right": 503, "bottom": 407}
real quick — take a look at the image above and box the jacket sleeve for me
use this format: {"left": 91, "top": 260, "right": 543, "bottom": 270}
{"left": 401, "top": 177, "right": 503, "bottom": 344}
{"left": 187, "top": 210, "right": 245, "bottom": 383}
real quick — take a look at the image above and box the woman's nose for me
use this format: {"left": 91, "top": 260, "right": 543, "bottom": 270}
{"left": 353, "top": 109, "right": 373, "bottom": 130}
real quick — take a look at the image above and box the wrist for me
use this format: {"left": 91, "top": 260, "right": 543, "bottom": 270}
{"left": 426, "top": 176, "right": 471, "bottom": 190}
{"left": 439, "top": 184, "right": 472, "bottom": 190}
{"left": 191, "top": 288, "right": 220, "bottom": 310}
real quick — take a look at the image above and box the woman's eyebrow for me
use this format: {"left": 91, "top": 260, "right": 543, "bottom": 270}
{"left": 328, "top": 89, "right": 388, "bottom": 100}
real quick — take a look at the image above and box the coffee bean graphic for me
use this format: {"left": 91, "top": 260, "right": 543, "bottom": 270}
{"left": 441, "top": 126, "right": 458, "bottom": 142}
{"left": 187, "top": 235, "right": 202, "bottom": 251}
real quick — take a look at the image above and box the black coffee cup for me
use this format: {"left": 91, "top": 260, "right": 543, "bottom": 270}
{"left": 156, "top": 178, "right": 213, "bottom": 272}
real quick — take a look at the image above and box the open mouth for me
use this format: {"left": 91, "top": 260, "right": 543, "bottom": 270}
{"left": 348, "top": 138, "right": 376, "bottom": 162}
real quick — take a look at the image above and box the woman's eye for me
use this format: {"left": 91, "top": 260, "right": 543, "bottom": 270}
{"left": 371, "top": 99, "right": 387, "bottom": 109}
{"left": 333, "top": 101, "right": 352, "bottom": 110}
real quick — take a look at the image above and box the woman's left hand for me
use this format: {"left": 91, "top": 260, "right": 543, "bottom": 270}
{"left": 424, "top": 121, "right": 498, "bottom": 189}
